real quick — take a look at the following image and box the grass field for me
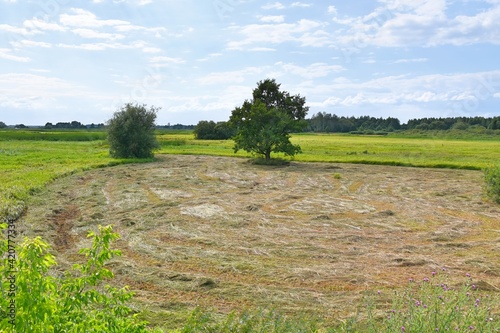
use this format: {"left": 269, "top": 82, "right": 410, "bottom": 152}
{"left": 1, "top": 129, "right": 500, "bottom": 331}
{"left": 0, "top": 137, "right": 147, "bottom": 221}
{"left": 157, "top": 131, "right": 500, "bottom": 169}
{"left": 2, "top": 129, "right": 499, "bottom": 222}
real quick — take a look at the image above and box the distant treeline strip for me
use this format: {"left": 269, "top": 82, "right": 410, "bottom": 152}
{"left": 307, "top": 113, "right": 500, "bottom": 133}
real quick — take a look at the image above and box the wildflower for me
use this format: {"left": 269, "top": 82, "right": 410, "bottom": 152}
{"left": 423, "top": 277, "right": 430, "bottom": 282}
{"left": 432, "top": 271, "right": 436, "bottom": 276}
{"left": 402, "top": 326, "right": 406, "bottom": 332}
{"left": 466, "top": 273, "right": 471, "bottom": 277}
{"left": 377, "top": 290, "right": 381, "bottom": 295}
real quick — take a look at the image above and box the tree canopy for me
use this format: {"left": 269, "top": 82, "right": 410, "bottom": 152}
{"left": 107, "top": 103, "right": 159, "bottom": 158}
{"left": 230, "top": 79, "right": 308, "bottom": 161}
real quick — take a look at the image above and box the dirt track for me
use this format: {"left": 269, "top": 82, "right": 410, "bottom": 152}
{"left": 21, "top": 155, "right": 500, "bottom": 318}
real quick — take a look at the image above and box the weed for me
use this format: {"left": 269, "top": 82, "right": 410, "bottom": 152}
{"left": 369, "top": 271, "right": 499, "bottom": 332}
{"left": 484, "top": 164, "right": 500, "bottom": 203}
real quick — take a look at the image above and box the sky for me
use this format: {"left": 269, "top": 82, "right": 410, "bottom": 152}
{"left": 1, "top": 0, "right": 500, "bottom": 126}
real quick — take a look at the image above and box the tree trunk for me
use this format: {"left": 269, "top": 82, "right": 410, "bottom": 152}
{"left": 265, "top": 149, "right": 271, "bottom": 161}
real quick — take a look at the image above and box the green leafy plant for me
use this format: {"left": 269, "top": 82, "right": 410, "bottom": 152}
{"left": 0, "top": 224, "right": 159, "bottom": 333}
{"left": 484, "top": 164, "right": 500, "bottom": 203}
{"left": 107, "top": 103, "right": 160, "bottom": 158}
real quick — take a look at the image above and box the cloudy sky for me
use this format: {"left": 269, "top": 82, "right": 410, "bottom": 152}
{"left": 1, "top": 0, "right": 500, "bottom": 126}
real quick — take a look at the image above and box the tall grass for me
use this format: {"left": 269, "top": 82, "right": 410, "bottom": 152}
{"left": 484, "top": 164, "right": 500, "bottom": 203}
{"left": 171, "top": 271, "right": 499, "bottom": 332}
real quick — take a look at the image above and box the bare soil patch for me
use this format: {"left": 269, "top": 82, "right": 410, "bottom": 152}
{"left": 20, "top": 155, "right": 500, "bottom": 323}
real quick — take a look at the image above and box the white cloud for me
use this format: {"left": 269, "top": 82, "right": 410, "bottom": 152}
{"left": 0, "top": 48, "right": 30, "bottom": 62}
{"left": 57, "top": 42, "right": 134, "bottom": 51}
{"left": 10, "top": 40, "right": 52, "bottom": 48}
{"left": 327, "top": 6, "right": 337, "bottom": 16}
{"left": 23, "top": 19, "right": 66, "bottom": 32}
{"left": 393, "top": 58, "right": 428, "bottom": 64}
{"left": 308, "top": 70, "right": 500, "bottom": 108}
{"left": 334, "top": 0, "right": 500, "bottom": 48}
{"left": 59, "top": 8, "right": 130, "bottom": 28}
{"left": 277, "top": 62, "right": 345, "bottom": 79}
{"left": 262, "top": 2, "right": 285, "bottom": 10}
{"left": 142, "top": 46, "right": 162, "bottom": 53}
{"left": 227, "top": 19, "right": 327, "bottom": 50}
{"left": 260, "top": 15, "right": 285, "bottom": 23}
{"left": 149, "top": 56, "right": 186, "bottom": 67}
{"left": 0, "top": 23, "right": 41, "bottom": 36}
{"left": 0, "top": 73, "right": 90, "bottom": 107}
{"left": 196, "top": 67, "right": 263, "bottom": 85}
{"left": 291, "top": 2, "right": 312, "bottom": 8}
{"left": 71, "top": 28, "right": 124, "bottom": 40}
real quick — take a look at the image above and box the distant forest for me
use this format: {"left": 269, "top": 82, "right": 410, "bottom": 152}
{"left": 2, "top": 115, "right": 499, "bottom": 134}
{"left": 306, "top": 113, "right": 500, "bottom": 133}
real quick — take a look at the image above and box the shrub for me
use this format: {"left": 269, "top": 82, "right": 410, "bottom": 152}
{"left": 193, "top": 121, "right": 234, "bottom": 140}
{"left": 107, "top": 103, "right": 159, "bottom": 158}
{"left": 0, "top": 224, "right": 160, "bottom": 332}
{"left": 484, "top": 165, "right": 500, "bottom": 203}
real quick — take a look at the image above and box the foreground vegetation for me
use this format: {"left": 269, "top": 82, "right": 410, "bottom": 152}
{"left": 1, "top": 129, "right": 499, "bottom": 331}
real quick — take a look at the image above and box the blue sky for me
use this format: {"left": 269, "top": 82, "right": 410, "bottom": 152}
{"left": 1, "top": 0, "right": 500, "bottom": 125}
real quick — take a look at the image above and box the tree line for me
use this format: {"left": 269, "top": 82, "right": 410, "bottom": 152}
{"left": 194, "top": 114, "right": 500, "bottom": 139}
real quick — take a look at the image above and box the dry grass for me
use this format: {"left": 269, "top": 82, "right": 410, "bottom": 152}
{"left": 20, "top": 155, "right": 500, "bottom": 330}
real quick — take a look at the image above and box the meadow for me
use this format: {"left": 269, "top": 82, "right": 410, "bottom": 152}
{"left": 1, "top": 129, "right": 500, "bottom": 331}
{"left": 0, "top": 131, "right": 147, "bottom": 222}
{"left": 156, "top": 131, "right": 500, "bottom": 169}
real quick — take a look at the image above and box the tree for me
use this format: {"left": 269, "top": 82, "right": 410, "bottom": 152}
{"left": 107, "top": 103, "right": 160, "bottom": 158}
{"left": 229, "top": 79, "right": 308, "bottom": 161}
{"left": 194, "top": 120, "right": 234, "bottom": 140}
{"left": 0, "top": 121, "right": 7, "bottom": 128}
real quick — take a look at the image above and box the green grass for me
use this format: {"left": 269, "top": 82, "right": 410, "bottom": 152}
{"left": 0, "top": 129, "right": 107, "bottom": 141}
{"left": 157, "top": 132, "right": 500, "bottom": 170}
{"left": 1, "top": 129, "right": 499, "bottom": 332}
{"left": 0, "top": 140, "right": 149, "bottom": 221}
{"left": 2, "top": 129, "right": 498, "bottom": 221}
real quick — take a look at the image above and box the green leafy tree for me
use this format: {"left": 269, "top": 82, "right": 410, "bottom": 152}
{"left": 229, "top": 79, "right": 308, "bottom": 161}
{"left": 194, "top": 121, "right": 234, "bottom": 140}
{"left": 0, "top": 121, "right": 7, "bottom": 128}
{"left": 0, "top": 224, "right": 159, "bottom": 332}
{"left": 107, "top": 103, "right": 160, "bottom": 158}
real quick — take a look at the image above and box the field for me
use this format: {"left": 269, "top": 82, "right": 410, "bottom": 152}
{"left": 157, "top": 131, "right": 500, "bottom": 169}
{"left": 2, "top": 129, "right": 500, "bottom": 331}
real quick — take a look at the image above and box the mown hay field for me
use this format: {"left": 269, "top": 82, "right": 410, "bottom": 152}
{"left": 2, "top": 130, "right": 500, "bottom": 330}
